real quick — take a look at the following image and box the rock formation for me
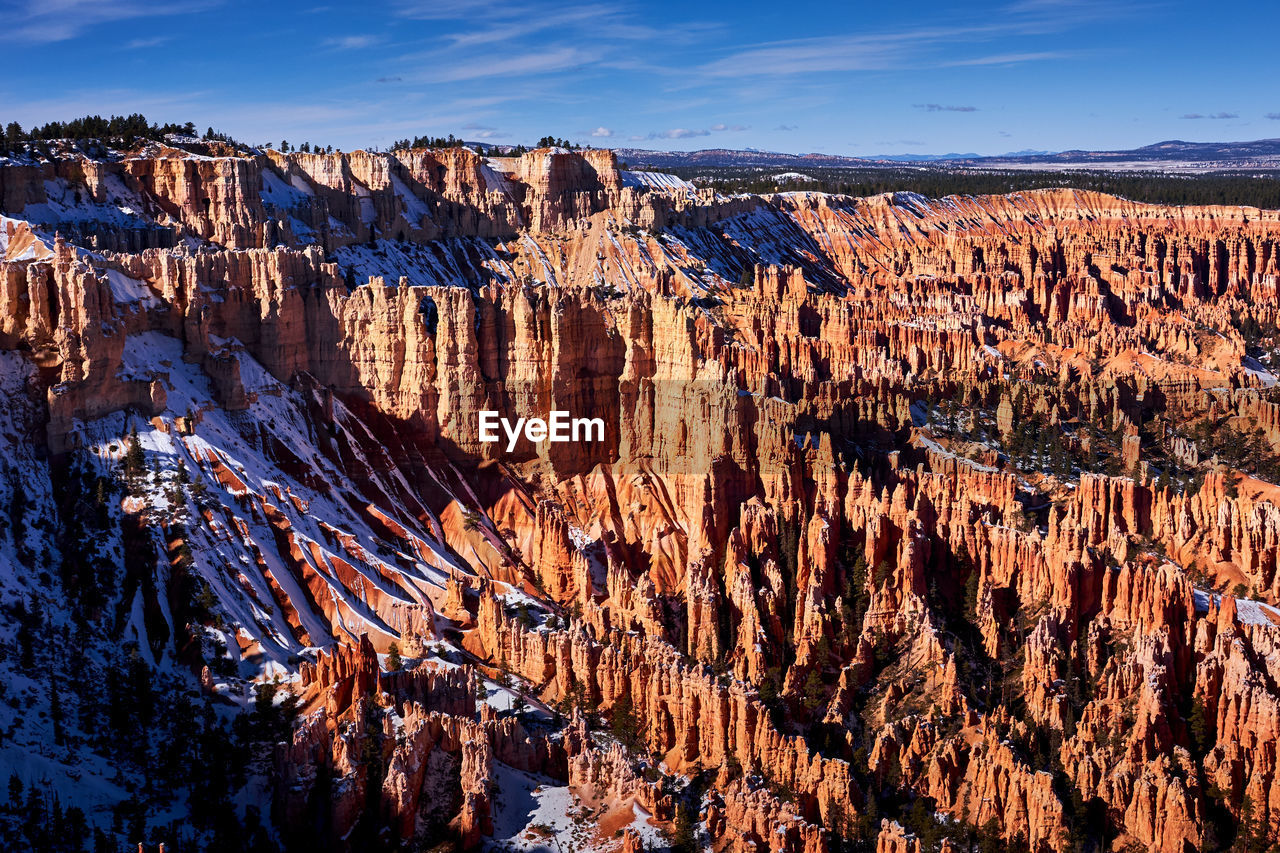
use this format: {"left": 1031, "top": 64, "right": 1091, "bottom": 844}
{"left": 0, "top": 143, "right": 1278, "bottom": 852}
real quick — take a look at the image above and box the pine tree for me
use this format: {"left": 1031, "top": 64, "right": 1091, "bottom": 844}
{"left": 1189, "top": 698, "right": 1212, "bottom": 756}
{"left": 385, "top": 641, "right": 402, "bottom": 672}
{"left": 609, "top": 692, "right": 642, "bottom": 751}
{"left": 124, "top": 426, "right": 145, "bottom": 476}
{"left": 669, "top": 804, "right": 698, "bottom": 853}
{"left": 50, "top": 682, "right": 65, "bottom": 745}
{"left": 801, "top": 669, "right": 826, "bottom": 714}
{"left": 963, "top": 562, "right": 981, "bottom": 623}
{"left": 15, "top": 599, "right": 34, "bottom": 670}
{"left": 872, "top": 558, "right": 893, "bottom": 588}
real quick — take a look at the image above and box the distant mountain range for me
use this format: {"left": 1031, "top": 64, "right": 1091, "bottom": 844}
{"left": 950, "top": 138, "right": 1280, "bottom": 172}
{"left": 595, "top": 139, "right": 1280, "bottom": 174}
{"left": 611, "top": 147, "right": 882, "bottom": 169}
{"left": 872, "top": 149, "right": 1051, "bottom": 162}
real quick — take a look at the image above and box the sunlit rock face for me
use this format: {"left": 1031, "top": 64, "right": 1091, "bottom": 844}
{"left": 2, "top": 143, "right": 1280, "bottom": 852}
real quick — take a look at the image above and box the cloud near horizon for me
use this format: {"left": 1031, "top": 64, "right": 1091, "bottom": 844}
{"left": 631, "top": 123, "right": 750, "bottom": 140}
{"left": 915, "top": 103, "right": 978, "bottom": 113}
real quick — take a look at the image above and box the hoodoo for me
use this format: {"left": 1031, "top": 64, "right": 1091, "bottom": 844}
{"left": 2, "top": 118, "right": 1280, "bottom": 852}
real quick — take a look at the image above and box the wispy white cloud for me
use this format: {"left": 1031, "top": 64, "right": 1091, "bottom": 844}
{"left": 590, "top": 127, "right": 615, "bottom": 138}
{"left": 700, "top": 34, "right": 919, "bottom": 77}
{"left": 915, "top": 103, "right": 979, "bottom": 112}
{"left": 652, "top": 128, "right": 710, "bottom": 139}
{"left": 636, "top": 123, "right": 749, "bottom": 140}
{"left": 124, "top": 35, "right": 171, "bottom": 50}
{"left": 942, "top": 51, "right": 1072, "bottom": 66}
{"left": 404, "top": 47, "right": 600, "bottom": 83}
{"left": 698, "top": 10, "right": 1097, "bottom": 80}
{"left": 392, "top": 0, "right": 524, "bottom": 20}
{"left": 443, "top": 6, "right": 612, "bottom": 48}
{"left": 461, "top": 121, "right": 506, "bottom": 139}
{"left": 322, "top": 34, "right": 382, "bottom": 50}
{"left": 0, "top": 0, "right": 221, "bottom": 43}
{"left": 1003, "top": 0, "right": 1154, "bottom": 21}
{"left": 379, "top": 0, "right": 713, "bottom": 101}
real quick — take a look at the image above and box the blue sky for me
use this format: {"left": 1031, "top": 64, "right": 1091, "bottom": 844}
{"left": 1, "top": 0, "right": 1277, "bottom": 156}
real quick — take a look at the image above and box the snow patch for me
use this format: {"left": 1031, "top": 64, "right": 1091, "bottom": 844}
{"left": 104, "top": 268, "right": 161, "bottom": 307}
{"left": 620, "top": 170, "right": 696, "bottom": 196}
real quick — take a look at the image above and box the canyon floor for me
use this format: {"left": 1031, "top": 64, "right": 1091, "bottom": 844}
{"left": 1, "top": 140, "right": 1279, "bottom": 853}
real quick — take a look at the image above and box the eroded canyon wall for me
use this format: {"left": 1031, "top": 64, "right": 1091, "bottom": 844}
{"left": 2, "top": 145, "right": 1279, "bottom": 852}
